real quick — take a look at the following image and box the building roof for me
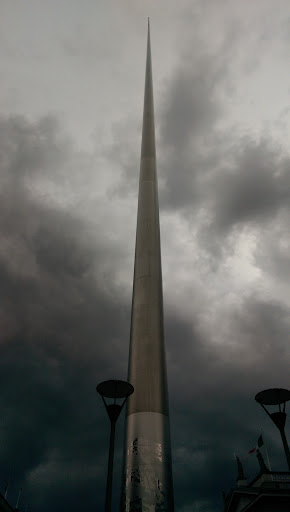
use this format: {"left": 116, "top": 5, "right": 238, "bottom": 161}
{"left": 224, "top": 471, "right": 290, "bottom": 512}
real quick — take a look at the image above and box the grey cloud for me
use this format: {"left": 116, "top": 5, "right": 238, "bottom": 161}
{"left": 1, "top": 3, "right": 290, "bottom": 512}
{"left": 156, "top": 22, "right": 238, "bottom": 212}
{"left": 165, "top": 294, "right": 289, "bottom": 510}
{"left": 192, "top": 136, "right": 290, "bottom": 265}
{"left": 0, "top": 114, "right": 133, "bottom": 510}
{"left": 159, "top": 67, "right": 290, "bottom": 259}
{"left": 211, "top": 139, "right": 290, "bottom": 230}
{"left": 105, "top": 117, "right": 141, "bottom": 199}
{"left": 166, "top": 296, "right": 289, "bottom": 407}
{"left": 255, "top": 215, "right": 290, "bottom": 281}
{"left": 160, "top": 55, "right": 223, "bottom": 150}
{"left": 0, "top": 116, "right": 70, "bottom": 179}
{"left": 0, "top": 104, "right": 289, "bottom": 512}
{"left": 155, "top": 18, "right": 290, "bottom": 271}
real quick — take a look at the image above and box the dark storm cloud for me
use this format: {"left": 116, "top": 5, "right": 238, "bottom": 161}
{"left": 104, "top": 116, "right": 141, "bottom": 198}
{"left": 165, "top": 293, "right": 290, "bottom": 510}
{"left": 156, "top": 25, "right": 290, "bottom": 501}
{"left": 0, "top": 88, "right": 289, "bottom": 512}
{"left": 210, "top": 138, "right": 290, "bottom": 230}
{"left": 166, "top": 296, "right": 290, "bottom": 407}
{"left": 0, "top": 115, "right": 131, "bottom": 511}
{"left": 1, "top": 3, "right": 290, "bottom": 512}
{"left": 189, "top": 136, "right": 290, "bottom": 262}
{"left": 0, "top": 116, "right": 71, "bottom": 179}
{"left": 255, "top": 213, "right": 290, "bottom": 281}
{"left": 160, "top": 53, "right": 224, "bottom": 150}
{"left": 157, "top": 22, "right": 238, "bottom": 212}
{"left": 157, "top": 32, "right": 290, "bottom": 272}
{"left": 0, "top": 337, "right": 113, "bottom": 510}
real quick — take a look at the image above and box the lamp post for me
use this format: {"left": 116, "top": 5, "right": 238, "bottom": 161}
{"left": 255, "top": 388, "right": 290, "bottom": 470}
{"left": 97, "top": 379, "right": 134, "bottom": 512}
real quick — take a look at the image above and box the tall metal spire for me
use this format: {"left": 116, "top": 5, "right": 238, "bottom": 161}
{"left": 120, "top": 21, "right": 174, "bottom": 511}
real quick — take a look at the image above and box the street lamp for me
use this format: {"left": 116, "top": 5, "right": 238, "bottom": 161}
{"left": 255, "top": 388, "right": 290, "bottom": 470}
{"left": 97, "top": 379, "right": 134, "bottom": 512}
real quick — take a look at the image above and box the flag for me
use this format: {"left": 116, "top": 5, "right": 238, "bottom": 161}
{"left": 249, "top": 434, "right": 264, "bottom": 454}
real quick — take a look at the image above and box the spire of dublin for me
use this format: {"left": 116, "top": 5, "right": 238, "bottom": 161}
{"left": 120, "top": 20, "right": 174, "bottom": 511}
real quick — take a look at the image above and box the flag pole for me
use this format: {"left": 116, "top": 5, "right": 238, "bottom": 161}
{"left": 4, "top": 470, "right": 11, "bottom": 500}
{"left": 15, "top": 487, "right": 22, "bottom": 509}
{"left": 4, "top": 480, "right": 9, "bottom": 500}
{"left": 261, "top": 427, "right": 273, "bottom": 478}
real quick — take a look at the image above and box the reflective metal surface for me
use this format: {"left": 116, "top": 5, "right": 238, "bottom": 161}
{"left": 121, "top": 412, "right": 174, "bottom": 511}
{"left": 126, "top": 19, "right": 169, "bottom": 418}
{"left": 121, "top": 20, "right": 174, "bottom": 510}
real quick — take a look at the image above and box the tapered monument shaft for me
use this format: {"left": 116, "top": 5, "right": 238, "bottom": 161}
{"left": 120, "top": 21, "right": 174, "bottom": 511}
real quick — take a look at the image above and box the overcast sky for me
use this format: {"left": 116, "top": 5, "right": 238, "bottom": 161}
{"left": 1, "top": 1, "right": 290, "bottom": 511}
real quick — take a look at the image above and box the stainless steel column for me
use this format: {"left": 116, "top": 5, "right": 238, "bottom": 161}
{"left": 121, "top": 20, "right": 174, "bottom": 511}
